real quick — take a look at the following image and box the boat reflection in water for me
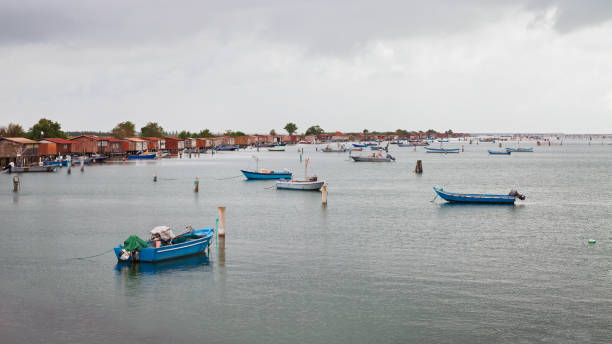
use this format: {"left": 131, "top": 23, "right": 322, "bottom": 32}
{"left": 115, "top": 254, "right": 211, "bottom": 277}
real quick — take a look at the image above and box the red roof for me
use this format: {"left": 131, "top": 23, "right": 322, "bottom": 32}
{"left": 98, "top": 137, "right": 124, "bottom": 142}
{"left": 144, "top": 137, "right": 164, "bottom": 141}
{"left": 70, "top": 135, "right": 99, "bottom": 140}
{"left": 42, "top": 138, "right": 73, "bottom": 144}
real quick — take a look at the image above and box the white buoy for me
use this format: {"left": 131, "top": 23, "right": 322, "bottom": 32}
{"left": 218, "top": 206, "right": 226, "bottom": 237}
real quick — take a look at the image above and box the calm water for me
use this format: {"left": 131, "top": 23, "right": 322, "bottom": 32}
{"left": 1, "top": 142, "right": 611, "bottom": 343}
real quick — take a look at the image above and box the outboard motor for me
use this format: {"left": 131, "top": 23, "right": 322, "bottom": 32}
{"left": 509, "top": 189, "right": 526, "bottom": 200}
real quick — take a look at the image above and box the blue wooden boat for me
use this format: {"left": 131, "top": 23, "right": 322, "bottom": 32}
{"left": 433, "top": 187, "right": 524, "bottom": 204}
{"left": 114, "top": 228, "right": 214, "bottom": 263}
{"left": 488, "top": 150, "right": 511, "bottom": 155}
{"left": 505, "top": 147, "right": 533, "bottom": 152}
{"left": 128, "top": 153, "right": 156, "bottom": 160}
{"left": 352, "top": 143, "right": 367, "bottom": 148}
{"left": 216, "top": 145, "right": 239, "bottom": 151}
{"left": 437, "top": 139, "right": 449, "bottom": 143}
{"left": 424, "top": 147, "right": 460, "bottom": 153}
{"left": 241, "top": 169, "right": 292, "bottom": 180}
{"left": 43, "top": 160, "right": 69, "bottom": 167}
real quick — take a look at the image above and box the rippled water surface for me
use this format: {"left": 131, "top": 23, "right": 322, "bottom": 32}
{"left": 1, "top": 142, "right": 611, "bottom": 343}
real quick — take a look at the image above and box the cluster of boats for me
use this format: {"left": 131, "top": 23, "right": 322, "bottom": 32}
{"left": 110, "top": 141, "right": 535, "bottom": 265}
{"left": 241, "top": 157, "right": 325, "bottom": 190}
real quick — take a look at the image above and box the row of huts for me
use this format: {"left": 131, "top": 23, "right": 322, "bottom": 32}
{"left": 0, "top": 134, "right": 302, "bottom": 167}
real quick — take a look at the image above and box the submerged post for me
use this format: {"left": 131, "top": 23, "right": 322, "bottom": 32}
{"left": 461, "top": 145, "right": 464, "bottom": 152}
{"left": 12, "top": 176, "right": 19, "bottom": 192}
{"left": 153, "top": 172, "right": 157, "bottom": 182}
{"left": 414, "top": 160, "right": 423, "bottom": 174}
{"left": 194, "top": 177, "right": 199, "bottom": 192}
{"left": 321, "top": 185, "right": 328, "bottom": 205}
{"left": 218, "top": 206, "right": 226, "bottom": 237}
{"left": 67, "top": 166, "right": 71, "bottom": 174}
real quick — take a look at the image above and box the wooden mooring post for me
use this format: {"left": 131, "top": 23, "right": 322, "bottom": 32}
{"left": 218, "top": 206, "right": 226, "bottom": 237}
{"left": 321, "top": 185, "right": 328, "bottom": 205}
{"left": 414, "top": 160, "right": 423, "bottom": 174}
{"left": 194, "top": 177, "right": 199, "bottom": 192}
{"left": 12, "top": 176, "right": 19, "bottom": 192}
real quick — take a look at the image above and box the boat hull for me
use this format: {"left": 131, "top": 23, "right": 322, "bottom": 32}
{"left": 241, "top": 170, "right": 292, "bottom": 180}
{"left": 43, "top": 160, "right": 69, "bottom": 167}
{"left": 433, "top": 187, "right": 515, "bottom": 204}
{"left": 506, "top": 148, "right": 533, "bottom": 152}
{"left": 127, "top": 153, "right": 157, "bottom": 160}
{"left": 424, "top": 147, "right": 460, "bottom": 153}
{"left": 114, "top": 228, "right": 213, "bottom": 263}
{"left": 276, "top": 180, "right": 325, "bottom": 190}
{"left": 488, "top": 150, "right": 511, "bottom": 155}
{"left": 398, "top": 142, "right": 428, "bottom": 147}
{"left": 7, "top": 166, "right": 57, "bottom": 173}
{"left": 351, "top": 156, "right": 394, "bottom": 162}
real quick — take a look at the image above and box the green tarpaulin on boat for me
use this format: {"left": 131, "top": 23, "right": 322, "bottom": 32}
{"left": 123, "top": 235, "right": 148, "bottom": 251}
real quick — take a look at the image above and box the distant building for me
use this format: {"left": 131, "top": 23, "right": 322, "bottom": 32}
{"left": 97, "top": 137, "right": 124, "bottom": 155}
{"left": 70, "top": 135, "right": 99, "bottom": 155}
{"left": 0, "top": 137, "right": 40, "bottom": 167}
{"left": 122, "top": 137, "right": 148, "bottom": 152}
{"left": 38, "top": 138, "right": 73, "bottom": 156}
{"left": 144, "top": 137, "right": 165, "bottom": 151}
{"left": 234, "top": 135, "right": 257, "bottom": 146}
{"left": 164, "top": 137, "right": 185, "bottom": 155}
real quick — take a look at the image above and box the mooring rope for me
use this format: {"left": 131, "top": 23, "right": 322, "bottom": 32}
{"left": 72, "top": 248, "right": 115, "bottom": 260}
{"left": 215, "top": 175, "right": 243, "bottom": 180}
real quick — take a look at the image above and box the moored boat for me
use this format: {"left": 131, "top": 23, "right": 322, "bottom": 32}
{"left": 488, "top": 150, "right": 511, "bottom": 155}
{"left": 398, "top": 141, "right": 429, "bottom": 147}
{"left": 216, "top": 145, "right": 239, "bottom": 151}
{"left": 127, "top": 153, "right": 157, "bottom": 160}
{"left": 4, "top": 165, "right": 57, "bottom": 173}
{"left": 43, "top": 160, "right": 69, "bottom": 167}
{"left": 241, "top": 169, "right": 292, "bottom": 180}
{"left": 321, "top": 144, "right": 348, "bottom": 152}
{"left": 114, "top": 226, "right": 214, "bottom": 263}
{"left": 424, "top": 147, "right": 460, "bottom": 153}
{"left": 433, "top": 187, "right": 525, "bottom": 204}
{"left": 268, "top": 146, "right": 285, "bottom": 152}
{"left": 276, "top": 179, "right": 325, "bottom": 190}
{"left": 275, "top": 158, "right": 325, "bottom": 191}
{"left": 505, "top": 147, "right": 533, "bottom": 152}
{"left": 351, "top": 153, "right": 395, "bottom": 162}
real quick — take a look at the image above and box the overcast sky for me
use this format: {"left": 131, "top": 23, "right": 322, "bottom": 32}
{"left": 1, "top": 1, "right": 612, "bottom": 134}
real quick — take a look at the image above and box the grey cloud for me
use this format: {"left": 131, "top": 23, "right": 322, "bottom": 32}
{"left": 1, "top": 1, "right": 612, "bottom": 51}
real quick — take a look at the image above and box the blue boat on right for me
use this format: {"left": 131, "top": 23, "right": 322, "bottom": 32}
{"left": 433, "top": 187, "right": 525, "bottom": 204}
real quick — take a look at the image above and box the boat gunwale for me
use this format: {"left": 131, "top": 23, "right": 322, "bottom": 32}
{"left": 433, "top": 187, "right": 515, "bottom": 200}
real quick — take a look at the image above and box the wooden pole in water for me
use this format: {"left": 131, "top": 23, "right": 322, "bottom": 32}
{"left": 414, "top": 160, "right": 423, "bottom": 174}
{"left": 218, "top": 206, "right": 226, "bottom": 237}
{"left": 12, "top": 176, "right": 19, "bottom": 192}
{"left": 153, "top": 172, "right": 157, "bottom": 182}
{"left": 194, "top": 177, "right": 199, "bottom": 192}
{"left": 321, "top": 185, "right": 327, "bottom": 204}
{"left": 67, "top": 166, "right": 71, "bottom": 174}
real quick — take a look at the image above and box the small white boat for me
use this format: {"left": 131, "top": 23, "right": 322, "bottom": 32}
{"left": 268, "top": 147, "right": 285, "bottom": 152}
{"left": 276, "top": 158, "right": 325, "bottom": 191}
{"left": 276, "top": 179, "right": 325, "bottom": 190}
